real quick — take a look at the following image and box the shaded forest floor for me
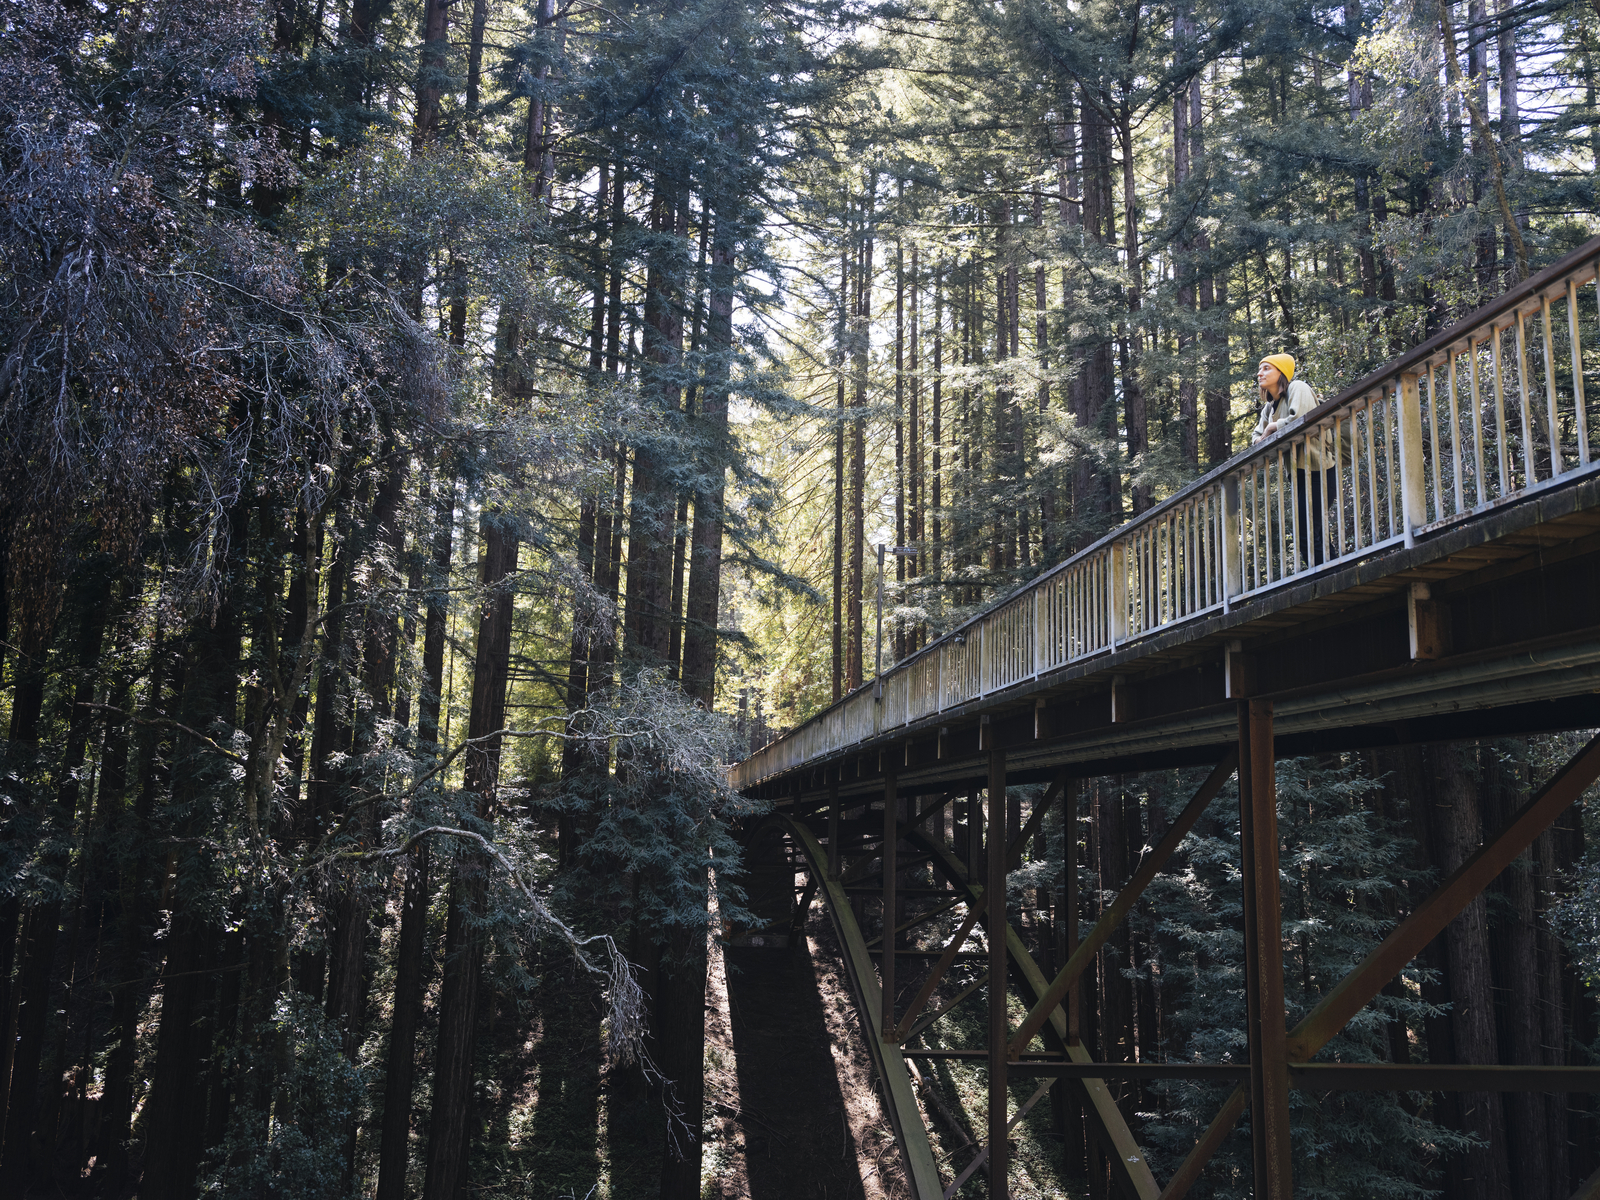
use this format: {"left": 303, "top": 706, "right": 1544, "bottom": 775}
{"left": 702, "top": 909, "right": 911, "bottom": 1200}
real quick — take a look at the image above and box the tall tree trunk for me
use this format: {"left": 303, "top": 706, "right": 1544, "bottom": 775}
{"left": 656, "top": 883, "right": 709, "bottom": 1200}
{"left": 1173, "top": 24, "right": 1199, "bottom": 470}
{"left": 931, "top": 261, "right": 943, "bottom": 584}
{"left": 847, "top": 184, "right": 873, "bottom": 691}
{"left": 140, "top": 501, "right": 247, "bottom": 1199}
{"left": 1115, "top": 101, "right": 1150, "bottom": 514}
{"left": 524, "top": 0, "right": 559, "bottom": 201}
{"left": 833, "top": 241, "right": 847, "bottom": 702}
{"left": 894, "top": 208, "right": 905, "bottom": 661}
{"left": 1432, "top": 743, "right": 1513, "bottom": 1200}
{"left": 375, "top": 469, "right": 452, "bottom": 1200}
{"left": 909, "top": 240, "right": 923, "bottom": 645}
{"left": 680, "top": 216, "right": 732, "bottom": 710}
{"left": 465, "top": 0, "right": 490, "bottom": 116}
{"left": 0, "top": 579, "right": 57, "bottom": 1138}
{"left": 1466, "top": 0, "right": 1496, "bottom": 294}
{"left": 413, "top": 0, "right": 450, "bottom": 147}
{"left": 1486, "top": 831, "right": 1551, "bottom": 1194}
{"left": 0, "top": 564, "right": 111, "bottom": 1185}
{"left": 422, "top": 518, "right": 519, "bottom": 1200}
{"left": 625, "top": 181, "right": 685, "bottom": 665}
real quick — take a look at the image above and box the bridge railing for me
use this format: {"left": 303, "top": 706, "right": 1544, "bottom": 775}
{"left": 732, "top": 237, "right": 1600, "bottom": 790}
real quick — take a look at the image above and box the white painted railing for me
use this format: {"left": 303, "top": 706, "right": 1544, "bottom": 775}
{"left": 732, "top": 238, "right": 1600, "bottom": 790}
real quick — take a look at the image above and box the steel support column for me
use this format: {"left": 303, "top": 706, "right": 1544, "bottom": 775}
{"left": 1240, "top": 699, "right": 1291, "bottom": 1199}
{"left": 828, "top": 775, "right": 840, "bottom": 880}
{"left": 987, "top": 746, "right": 1009, "bottom": 1200}
{"left": 883, "top": 761, "right": 898, "bottom": 1033}
{"left": 1163, "top": 729, "right": 1600, "bottom": 1200}
{"left": 1064, "top": 780, "right": 1079, "bottom": 1045}
{"left": 1008, "top": 750, "right": 1239, "bottom": 1056}
{"left": 908, "top": 827, "right": 1160, "bottom": 1199}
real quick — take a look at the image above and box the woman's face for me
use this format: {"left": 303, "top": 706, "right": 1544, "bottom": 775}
{"left": 1257, "top": 361, "right": 1284, "bottom": 393}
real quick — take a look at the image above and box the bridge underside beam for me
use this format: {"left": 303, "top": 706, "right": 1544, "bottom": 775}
{"left": 901, "top": 1058, "right": 1600, "bottom": 1091}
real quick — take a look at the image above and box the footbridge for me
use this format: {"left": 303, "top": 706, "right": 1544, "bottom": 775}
{"left": 731, "top": 237, "right": 1600, "bottom": 1199}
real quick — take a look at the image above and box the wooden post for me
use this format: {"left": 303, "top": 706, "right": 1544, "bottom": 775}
{"left": 1397, "top": 372, "right": 1426, "bottom": 547}
{"left": 1032, "top": 586, "right": 1044, "bottom": 677}
{"left": 1108, "top": 541, "right": 1128, "bottom": 646}
{"left": 987, "top": 745, "right": 1009, "bottom": 1200}
{"left": 1222, "top": 475, "right": 1242, "bottom": 603}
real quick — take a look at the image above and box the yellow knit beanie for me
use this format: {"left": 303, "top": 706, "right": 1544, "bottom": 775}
{"left": 1260, "top": 353, "right": 1296, "bottom": 383}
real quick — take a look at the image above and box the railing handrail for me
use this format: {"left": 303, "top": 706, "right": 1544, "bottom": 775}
{"left": 740, "top": 233, "right": 1600, "bottom": 781}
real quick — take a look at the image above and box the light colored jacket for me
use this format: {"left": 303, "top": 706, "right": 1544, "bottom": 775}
{"left": 1252, "top": 379, "right": 1330, "bottom": 467}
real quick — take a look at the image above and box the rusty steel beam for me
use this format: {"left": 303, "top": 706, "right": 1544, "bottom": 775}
{"left": 1286, "top": 1064, "right": 1600, "bottom": 1091}
{"left": 1031, "top": 1064, "right": 1245, "bottom": 1083}
{"left": 1160, "top": 729, "right": 1600, "bottom": 1200}
{"left": 905, "top": 1049, "right": 1065, "bottom": 1060}
{"left": 870, "top": 949, "right": 987, "bottom": 959}
{"left": 843, "top": 852, "right": 935, "bottom": 886}
{"left": 907, "top": 826, "right": 1160, "bottom": 1200}
{"left": 901, "top": 974, "right": 986, "bottom": 1043}
{"left": 778, "top": 816, "right": 945, "bottom": 1199}
{"left": 1007, "top": 748, "right": 1239, "bottom": 1056}
{"left": 1064, "top": 777, "right": 1080, "bottom": 1044}
{"left": 849, "top": 886, "right": 960, "bottom": 895}
{"left": 790, "top": 873, "right": 819, "bottom": 944}
{"left": 857, "top": 772, "right": 1062, "bottom": 1028}
{"left": 913, "top": 791, "right": 957, "bottom": 830}
{"left": 1240, "top": 700, "right": 1292, "bottom": 1199}
{"left": 867, "top": 894, "right": 967, "bottom": 949}
{"left": 986, "top": 746, "right": 1009, "bottom": 1200}
{"left": 1004, "top": 768, "right": 1072, "bottom": 869}
{"left": 883, "top": 762, "right": 899, "bottom": 1033}
{"left": 1002, "top": 1063, "right": 1600, "bottom": 1090}
{"left": 1158, "top": 1089, "right": 1248, "bottom": 1200}
{"left": 1284, "top": 728, "right": 1600, "bottom": 1062}
{"left": 892, "top": 893, "right": 988, "bottom": 1041}
{"left": 945, "top": 1079, "right": 1056, "bottom": 1199}
{"left": 828, "top": 777, "right": 840, "bottom": 879}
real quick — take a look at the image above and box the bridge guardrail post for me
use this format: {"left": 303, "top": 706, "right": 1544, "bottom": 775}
{"left": 1109, "top": 539, "right": 1128, "bottom": 647}
{"left": 1398, "top": 372, "right": 1426, "bottom": 549}
{"left": 980, "top": 617, "right": 990, "bottom": 696}
{"left": 1033, "top": 586, "right": 1044, "bottom": 678}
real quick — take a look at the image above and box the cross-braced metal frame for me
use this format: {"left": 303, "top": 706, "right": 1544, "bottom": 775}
{"left": 772, "top": 714, "right": 1600, "bottom": 1200}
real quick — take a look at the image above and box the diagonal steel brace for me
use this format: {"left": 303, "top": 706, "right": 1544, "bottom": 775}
{"left": 1159, "top": 730, "right": 1600, "bottom": 1200}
